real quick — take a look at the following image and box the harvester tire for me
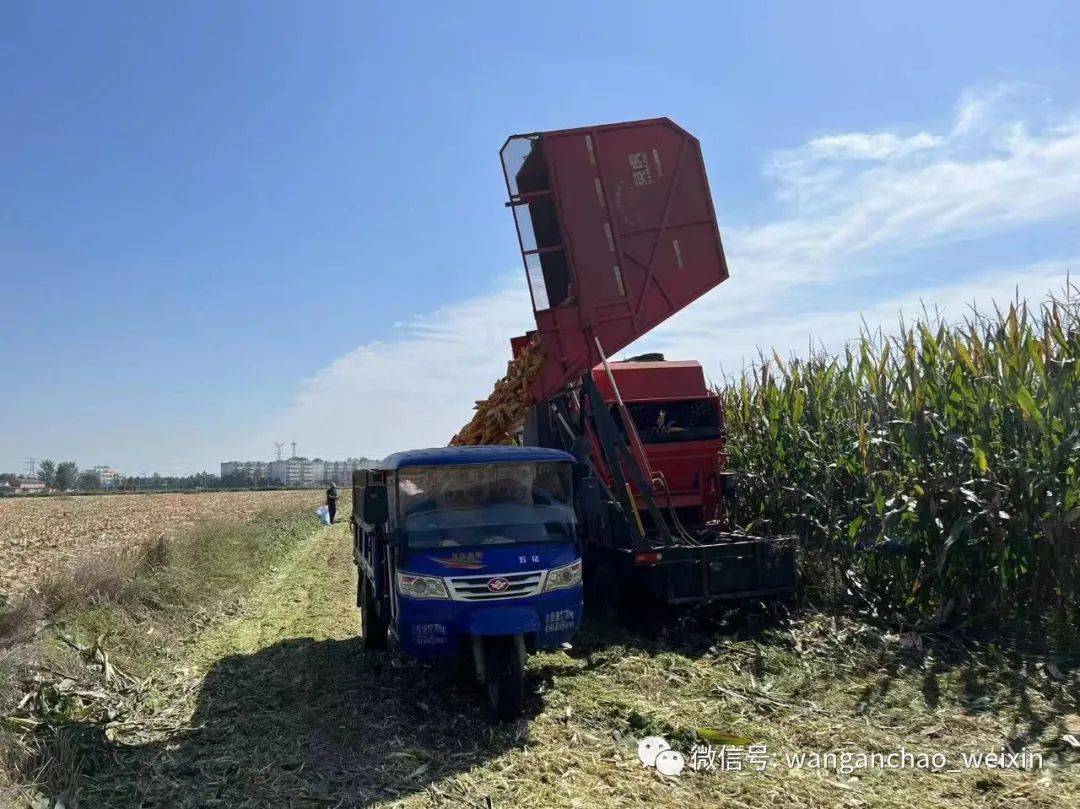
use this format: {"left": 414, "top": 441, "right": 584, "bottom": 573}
{"left": 360, "top": 578, "right": 388, "bottom": 651}
{"left": 588, "top": 563, "right": 622, "bottom": 622}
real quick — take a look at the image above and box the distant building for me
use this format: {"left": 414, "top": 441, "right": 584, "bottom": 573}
{"left": 324, "top": 458, "right": 378, "bottom": 485}
{"left": 220, "top": 461, "right": 272, "bottom": 482}
{"left": 268, "top": 457, "right": 324, "bottom": 487}
{"left": 89, "top": 466, "right": 123, "bottom": 487}
{"left": 15, "top": 478, "right": 46, "bottom": 494}
{"left": 221, "top": 456, "right": 377, "bottom": 487}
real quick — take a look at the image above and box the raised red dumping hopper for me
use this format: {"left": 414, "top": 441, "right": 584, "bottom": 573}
{"left": 503, "top": 117, "right": 729, "bottom": 402}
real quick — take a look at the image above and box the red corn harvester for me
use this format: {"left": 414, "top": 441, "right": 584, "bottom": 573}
{"left": 500, "top": 117, "right": 796, "bottom": 616}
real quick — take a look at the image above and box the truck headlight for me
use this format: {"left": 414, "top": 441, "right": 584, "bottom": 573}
{"left": 396, "top": 572, "right": 450, "bottom": 599}
{"left": 543, "top": 560, "right": 582, "bottom": 592}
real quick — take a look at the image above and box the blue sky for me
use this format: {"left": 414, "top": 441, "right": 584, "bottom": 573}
{"left": 2, "top": 1, "right": 1079, "bottom": 474}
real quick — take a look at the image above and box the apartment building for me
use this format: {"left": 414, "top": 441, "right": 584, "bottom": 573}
{"left": 221, "top": 457, "right": 377, "bottom": 487}
{"left": 220, "top": 461, "right": 273, "bottom": 481}
{"left": 89, "top": 466, "right": 123, "bottom": 487}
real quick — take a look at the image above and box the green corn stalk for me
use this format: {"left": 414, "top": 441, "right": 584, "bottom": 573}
{"left": 721, "top": 284, "right": 1080, "bottom": 636}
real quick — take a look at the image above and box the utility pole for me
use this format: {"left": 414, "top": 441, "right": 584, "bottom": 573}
{"left": 274, "top": 442, "right": 286, "bottom": 461}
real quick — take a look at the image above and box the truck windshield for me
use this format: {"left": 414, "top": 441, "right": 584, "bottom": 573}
{"left": 616, "top": 399, "right": 721, "bottom": 444}
{"left": 398, "top": 461, "right": 575, "bottom": 549}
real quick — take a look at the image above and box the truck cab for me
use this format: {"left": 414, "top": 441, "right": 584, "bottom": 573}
{"left": 593, "top": 358, "right": 725, "bottom": 525}
{"left": 352, "top": 445, "right": 583, "bottom": 720}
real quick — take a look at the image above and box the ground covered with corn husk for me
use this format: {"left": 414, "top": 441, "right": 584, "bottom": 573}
{"left": 0, "top": 490, "right": 324, "bottom": 599}
{"left": 5, "top": 519, "right": 1075, "bottom": 808}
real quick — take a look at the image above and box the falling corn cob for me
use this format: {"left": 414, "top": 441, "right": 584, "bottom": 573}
{"left": 450, "top": 338, "right": 545, "bottom": 446}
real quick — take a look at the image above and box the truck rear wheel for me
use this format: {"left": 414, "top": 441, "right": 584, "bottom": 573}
{"left": 360, "top": 577, "right": 387, "bottom": 651}
{"left": 484, "top": 637, "right": 524, "bottom": 721}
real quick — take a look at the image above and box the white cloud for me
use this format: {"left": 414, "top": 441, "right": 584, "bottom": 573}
{"left": 951, "top": 82, "right": 1036, "bottom": 136}
{"left": 697, "top": 84, "right": 1080, "bottom": 316}
{"left": 646, "top": 260, "right": 1077, "bottom": 383}
{"left": 268, "top": 279, "right": 533, "bottom": 459}
{"left": 271, "top": 85, "right": 1080, "bottom": 458}
{"left": 801, "top": 131, "right": 942, "bottom": 161}
{"left": 763, "top": 85, "right": 1080, "bottom": 243}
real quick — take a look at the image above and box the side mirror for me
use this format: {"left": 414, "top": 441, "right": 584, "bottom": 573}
{"left": 362, "top": 484, "right": 389, "bottom": 525}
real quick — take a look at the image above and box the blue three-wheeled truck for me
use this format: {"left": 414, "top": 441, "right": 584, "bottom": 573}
{"left": 351, "top": 446, "right": 583, "bottom": 719}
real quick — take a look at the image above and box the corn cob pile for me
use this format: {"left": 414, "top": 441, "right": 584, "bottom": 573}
{"left": 451, "top": 338, "right": 545, "bottom": 446}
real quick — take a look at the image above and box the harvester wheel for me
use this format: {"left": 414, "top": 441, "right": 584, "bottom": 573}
{"left": 360, "top": 578, "right": 388, "bottom": 651}
{"left": 588, "top": 563, "right": 622, "bottom": 622}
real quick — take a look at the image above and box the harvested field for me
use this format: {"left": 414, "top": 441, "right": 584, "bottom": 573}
{"left": 0, "top": 491, "right": 324, "bottom": 599}
{"left": 10, "top": 522, "right": 1073, "bottom": 808}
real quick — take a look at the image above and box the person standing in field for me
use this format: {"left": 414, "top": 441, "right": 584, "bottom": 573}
{"left": 326, "top": 482, "right": 339, "bottom": 524}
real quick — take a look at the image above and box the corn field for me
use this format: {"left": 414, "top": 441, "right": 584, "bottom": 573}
{"left": 723, "top": 286, "right": 1080, "bottom": 632}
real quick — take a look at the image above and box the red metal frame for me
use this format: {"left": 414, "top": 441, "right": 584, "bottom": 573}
{"left": 502, "top": 118, "right": 729, "bottom": 402}
{"left": 589, "top": 360, "right": 724, "bottom": 524}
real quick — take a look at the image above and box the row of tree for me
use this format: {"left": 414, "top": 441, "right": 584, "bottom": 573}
{"left": 34, "top": 459, "right": 99, "bottom": 491}
{"left": 4, "top": 464, "right": 355, "bottom": 494}
{"left": 1, "top": 466, "right": 305, "bottom": 493}
{"left": 118, "top": 471, "right": 224, "bottom": 490}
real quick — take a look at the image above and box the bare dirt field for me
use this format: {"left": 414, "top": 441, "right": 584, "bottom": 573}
{"left": 0, "top": 491, "right": 324, "bottom": 599}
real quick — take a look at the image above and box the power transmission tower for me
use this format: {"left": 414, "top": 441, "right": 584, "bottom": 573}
{"left": 23, "top": 458, "right": 38, "bottom": 478}
{"left": 274, "top": 442, "right": 286, "bottom": 461}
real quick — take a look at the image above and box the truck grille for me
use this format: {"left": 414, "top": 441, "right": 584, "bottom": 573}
{"left": 446, "top": 570, "right": 544, "bottom": 602}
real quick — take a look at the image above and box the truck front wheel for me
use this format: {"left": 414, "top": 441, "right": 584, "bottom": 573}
{"left": 360, "top": 577, "right": 388, "bottom": 651}
{"left": 484, "top": 637, "right": 524, "bottom": 721}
